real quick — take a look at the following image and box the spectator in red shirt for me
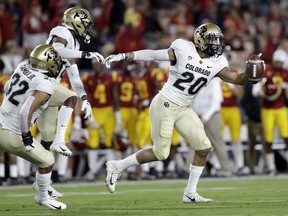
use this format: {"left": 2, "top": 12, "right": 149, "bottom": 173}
{"left": 0, "top": 1, "right": 15, "bottom": 50}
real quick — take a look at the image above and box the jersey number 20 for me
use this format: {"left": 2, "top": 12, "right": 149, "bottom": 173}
{"left": 173, "top": 72, "right": 207, "bottom": 95}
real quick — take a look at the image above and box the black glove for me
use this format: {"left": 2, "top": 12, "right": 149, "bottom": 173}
{"left": 22, "top": 131, "right": 35, "bottom": 152}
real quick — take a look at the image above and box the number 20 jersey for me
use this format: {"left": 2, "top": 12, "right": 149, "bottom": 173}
{"left": 0, "top": 61, "right": 54, "bottom": 135}
{"left": 160, "top": 39, "right": 228, "bottom": 106}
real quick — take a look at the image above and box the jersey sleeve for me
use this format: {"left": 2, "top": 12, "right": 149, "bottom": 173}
{"left": 36, "top": 77, "right": 54, "bottom": 95}
{"left": 215, "top": 55, "right": 229, "bottom": 73}
{"left": 46, "top": 26, "right": 72, "bottom": 44}
{"left": 170, "top": 38, "right": 185, "bottom": 52}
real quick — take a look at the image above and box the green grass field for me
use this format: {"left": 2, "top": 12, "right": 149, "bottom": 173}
{"left": 0, "top": 175, "right": 288, "bottom": 216}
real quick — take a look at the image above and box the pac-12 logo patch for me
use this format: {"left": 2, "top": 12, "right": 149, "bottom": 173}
{"left": 164, "top": 102, "right": 170, "bottom": 108}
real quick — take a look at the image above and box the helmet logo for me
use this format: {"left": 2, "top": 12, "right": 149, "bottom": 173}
{"left": 44, "top": 49, "right": 58, "bottom": 63}
{"left": 198, "top": 26, "right": 207, "bottom": 40}
{"left": 74, "top": 10, "right": 88, "bottom": 26}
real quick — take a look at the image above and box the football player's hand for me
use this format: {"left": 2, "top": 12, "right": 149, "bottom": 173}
{"left": 22, "top": 131, "right": 35, "bottom": 152}
{"left": 81, "top": 99, "right": 92, "bottom": 119}
{"left": 82, "top": 51, "right": 105, "bottom": 63}
{"left": 105, "top": 53, "right": 126, "bottom": 68}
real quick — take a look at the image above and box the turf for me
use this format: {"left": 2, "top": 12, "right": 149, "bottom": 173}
{"left": 0, "top": 175, "right": 288, "bottom": 216}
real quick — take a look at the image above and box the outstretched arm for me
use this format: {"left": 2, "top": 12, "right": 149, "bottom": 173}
{"left": 217, "top": 67, "right": 249, "bottom": 85}
{"left": 52, "top": 37, "right": 104, "bottom": 62}
{"left": 105, "top": 48, "right": 176, "bottom": 68}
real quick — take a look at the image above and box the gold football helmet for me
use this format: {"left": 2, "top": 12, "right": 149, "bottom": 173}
{"left": 62, "top": 7, "right": 93, "bottom": 43}
{"left": 194, "top": 23, "right": 224, "bottom": 57}
{"left": 29, "top": 44, "right": 62, "bottom": 78}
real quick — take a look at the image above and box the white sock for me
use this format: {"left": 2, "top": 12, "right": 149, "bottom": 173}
{"left": 265, "top": 153, "right": 275, "bottom": 171}
{"left": 0, "top": 163, "right": 5, "bottom": 177}
{"left": 17, "top": 157, "right": 26, "bottom": 177}
{"left": 209, "top": 152, "right": 221, "bottom": 170}
{"left": 57, "top": 154, "right": 68, "bottom": 176}
{"left": 36, "top": 171, "right": 51, "bottom": 201}
{"left": 54, "top": 106, "right": 73, "bottom": 143}
{"left": 116, "top": 153, "right": 140, "bottom": 172}
{"left": 232, "top": 141, "right": 244, "bottom": 169}
{"left": 167, "top": 160, "right": 175, "bottom": 172}
{"left": 186, "top": 164, "right": 204, "bottom": 193}
{"left": 141, "top": 163, "right": 150, "bottom": 173}
{"left": 9, "top": 164, "right": 18, "bottom": 178}
{"left": 87, "top": 150, "right": 98, "bottom": 174}
{"left": 155, "top": 161, "right": 163, "bottom": 173}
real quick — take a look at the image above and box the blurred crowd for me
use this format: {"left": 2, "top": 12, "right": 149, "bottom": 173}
{"left": 1, "top": 0, "right": 288, "bottom": 185}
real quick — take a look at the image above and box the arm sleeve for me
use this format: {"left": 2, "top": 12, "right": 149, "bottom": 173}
{"left": 67, "top": 64, "right": 87, "bottom": 98}
{"left": 133, "top": 49, "right": 170, "bottom": 61}
{"left": 52, "top": 42, "right": 82, "bottom": 59}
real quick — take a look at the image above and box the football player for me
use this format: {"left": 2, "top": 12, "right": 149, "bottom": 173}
{"left": 37, "top": 7, "right": 104, "bottom": 156}
{"left": 220, "top": 81, "right": 245, "bottom": 175}
{"left": 81, "top": 60, "right": 120, "bottom": 180}
{"left": 134, "top": 61, "right": 166, "bottom": 179}
{"left": 104, "top": 23, "right": 259, "bottom": 203}
{"left": 0, "top": 44, "right": 67, "bottom": 210}
{"left": 252, "top": 48, "right": 288, "bottom": 175}
{"left": 114, "top": 61, "right": 138, "bottom": 152}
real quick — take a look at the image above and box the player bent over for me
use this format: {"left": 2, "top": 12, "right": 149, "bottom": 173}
{"left": 0, "top": 44, "right": 68, "bottom": 210}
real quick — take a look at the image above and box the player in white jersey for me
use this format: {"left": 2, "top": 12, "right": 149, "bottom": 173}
{"left": 0, "top": 44, "right": 67, "bottom": 210}
{"left": 37, "top": 7, "right": 104, "bottom": 156}
{"left": 104, "top": 23, "right": 255, "bottom": 203}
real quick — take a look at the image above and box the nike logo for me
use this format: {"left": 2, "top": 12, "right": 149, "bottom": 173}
{"left": 60, "top": 147, "right": 67, "bottom": 152}
{"left": 207, "top": 66, "right": 212, "bottom": 68}
{"left": 185, "top": 195, "right": 195, "bottom": 202}
{"left": 109, "top": 176, "right": 114, "bottom": 186}
{"left": 49, "top": 203, "right": 62, "bottom": 210}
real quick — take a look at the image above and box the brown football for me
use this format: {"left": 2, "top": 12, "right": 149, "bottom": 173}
{"left": 246, "top": 54, "right": 265, "bottom": 84}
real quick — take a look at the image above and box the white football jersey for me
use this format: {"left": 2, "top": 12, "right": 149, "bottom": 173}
{"left": 160, "top": 39, "right": 228, "bottom": 106}
{"left": 0, "top": 60, "right": 54, "bottom": 134}
{"left": 46, "top": 26, "right": 80, "bottom": 82}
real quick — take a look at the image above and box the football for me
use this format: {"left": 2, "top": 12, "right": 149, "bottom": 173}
{"left": 246, "top": 54, "right": 265, "bottom": 84}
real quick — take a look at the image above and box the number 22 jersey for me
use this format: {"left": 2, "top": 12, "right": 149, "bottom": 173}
{"left": 160, "top": 39, "right": 228, "bottom": 106}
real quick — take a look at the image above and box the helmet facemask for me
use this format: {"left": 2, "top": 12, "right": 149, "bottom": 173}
{"left": 204, "top": 33, "right": 224, "bottom": 57}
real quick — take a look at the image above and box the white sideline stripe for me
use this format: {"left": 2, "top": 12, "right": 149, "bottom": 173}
{"left": 1, "top": 187, "right": 233, "bottom": 198}
{"left": 2, "top": 174, "right": 288, "bottom": 191}
{"left": 2, "top": 186, "right": 288, "bottom": 198}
